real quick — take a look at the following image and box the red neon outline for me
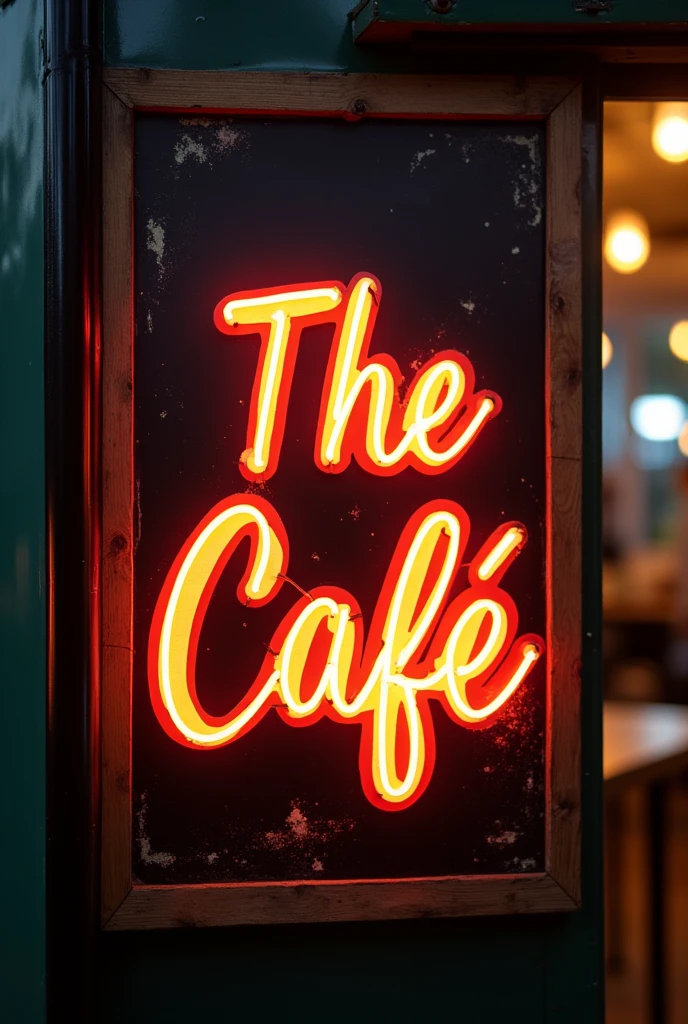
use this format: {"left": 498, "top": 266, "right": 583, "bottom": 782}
{"left": 314, "top": 274, "right": 502, "bottom": 478}
{"left": 148, "top": 495, "right": 544, "bottom": 811}
{"left": 213, "top": 279, "right": 343, "bottom": 483}
{"left": 147, "top": 494, "right": 289, "bottom": 748}
{"left": 468, "top": 521, "right": 528, "bottom": 588}
{"left": 213, "top": 272, "right": 501, "bottom": 481}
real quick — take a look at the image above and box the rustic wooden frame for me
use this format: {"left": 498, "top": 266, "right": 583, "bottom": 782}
{"left": 101, "top": 70, "right": 582, "bottom": 930}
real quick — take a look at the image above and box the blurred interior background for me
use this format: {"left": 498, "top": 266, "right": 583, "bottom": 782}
{"left": 603, "top": 100, "right": 688, "bottom": 1024}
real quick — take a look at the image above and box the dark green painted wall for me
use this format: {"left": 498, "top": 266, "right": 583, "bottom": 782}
{"left": 106, "top": 0, "right": 372, "bottom": 72}
{"left": 101, "top": 4, "right": 604, "bottom": 1022}
{"left": 104, "top": 0, "right": 688, "bottom": 70}
{"left": 0, "top": 1, "right": 46, "bottom": 1022}
{"left": 0, "top": 3, "right": 601, "bottom": 1022}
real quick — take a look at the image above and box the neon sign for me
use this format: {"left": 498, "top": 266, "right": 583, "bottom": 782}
{"left": 149, "top": 273, "right": 544, "bottom": 811}
{"left": 213, "top": 273, "right": 501, "bottom": 481}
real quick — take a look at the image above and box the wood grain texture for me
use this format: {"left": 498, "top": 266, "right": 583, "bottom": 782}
{"left": 102, "top": 86, "right": 134, "bottom": 651}
{"left": 546, "top": 87, "right": 583, "bottom": 905}
{"left": 547, "top": 86, "right": 583, "bottom": 462}
{"left": 103, "top": 69, "right": 575, "bottom": 118}
{"left": 101, "top": 86, "right": 134, "bottom": 924}
{"left": 548, "top": 455, "right": 582, "bottom": 903}
{"left": 100, "top": 72, "right": 583, "bottom": 927}
{"left": 102, "top": 644, "right": 133, "bottom": 923}
{"left": 105, "top": 874, "right": 575, "bottom": 931}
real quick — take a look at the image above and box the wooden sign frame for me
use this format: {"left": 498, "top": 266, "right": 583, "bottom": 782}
{"left": 101, "top": 70, "right": 582, "bottom": 930}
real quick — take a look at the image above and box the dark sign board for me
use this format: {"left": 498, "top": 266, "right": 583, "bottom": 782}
{"left": 101, "top": 73, "right": 582, "bottom": 928}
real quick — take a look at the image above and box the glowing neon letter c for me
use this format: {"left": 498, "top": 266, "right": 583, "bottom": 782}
{"left": 150, "top": 496, "right": 288, "bottom": 747}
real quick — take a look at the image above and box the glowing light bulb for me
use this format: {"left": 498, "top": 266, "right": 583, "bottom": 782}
{"left": 669, "top": 320, "right": 688, "bottom": 363}
{"left": 679, "top": 422, "right": 688, "bottom": 458}
{"left": 630, "top": 394, "right": 686, "bottom": 442}
{"left": 602, "top": 332, "right": 613, "bottom": 369}
{"left": 604, "top": 210, "right": 650, "bottom": 274}
{"left": 652, "top": 103, "right": 688, "bottom": 164}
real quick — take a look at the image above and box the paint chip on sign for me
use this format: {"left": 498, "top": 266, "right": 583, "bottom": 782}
{"left": 410, "top": 149, "right": 436, "bottom": 173}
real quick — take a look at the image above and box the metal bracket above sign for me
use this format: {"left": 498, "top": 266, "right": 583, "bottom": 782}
{"left": 573, "top": 1, "right": 613, "bottom": 13}
{"left": 351, "top": 0, "right": 688, "bottom": 44}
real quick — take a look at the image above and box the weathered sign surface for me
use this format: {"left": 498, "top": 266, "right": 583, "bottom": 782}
{"left": 132, "top": 115, "right": 547, "bottom": 886}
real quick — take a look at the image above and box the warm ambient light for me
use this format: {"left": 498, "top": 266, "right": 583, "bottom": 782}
{"left": 604, "top": 210, "right": 650, "bottom": 274}
{"left": 652, "top": 103, "right": 688, "bottom": 164}
{"left": 679, "top": 422, "right": 688, "bottom": 458}
{"left": 669, "top": 320, "right": 688, "bottom": 362}
{"left": 602, "top": 332, "right": 613, "bottom": 369}
{"left": 630, "top": 394, "right": 687, "bottom": 442}
{"left": 149, "top": 495, "right": 543, "bottom": 811}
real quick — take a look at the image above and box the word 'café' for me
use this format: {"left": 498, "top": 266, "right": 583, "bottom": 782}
{"left": 148, "top": 273, "right": 544, "bottom": 811}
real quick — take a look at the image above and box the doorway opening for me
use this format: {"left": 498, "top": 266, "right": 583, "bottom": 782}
{"left": 603, "top": 99, "right": 688, "bottom": 1024}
